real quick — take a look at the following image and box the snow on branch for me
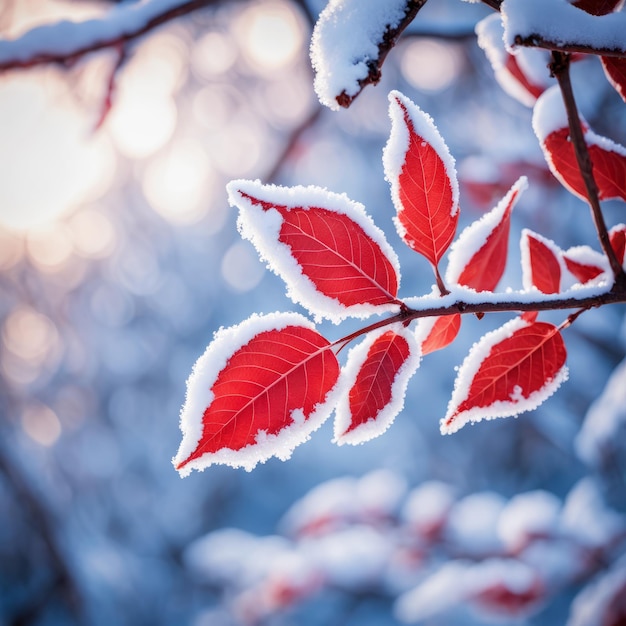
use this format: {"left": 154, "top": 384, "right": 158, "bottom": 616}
{"left": 310, "top": 0, "right": 428, "bottom": 110}
{"left": 502, "top": 0, "right": 626, "bottom": 58}
{"left": 0, "top": 0, "right": 212, "bottom": 71}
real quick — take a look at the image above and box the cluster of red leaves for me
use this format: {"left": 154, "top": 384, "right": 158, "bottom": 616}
{"left": 173, "top": 78, "right": 625, "bottom": 474}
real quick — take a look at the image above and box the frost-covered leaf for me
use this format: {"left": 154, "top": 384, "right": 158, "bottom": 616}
{"left": 384, "top": 90, "right": 459, "bottom": 271}
{"left": 173, "top": 313, "right": 340, "bottom": 475}
{"left": 310, "top": 0, "right": 422, "bottom": 110}
{"left": 572, "top": 0, "right": 623, "bottom": 15}
{"left": 476, "top": 14, "right": 550, "bottom": 106}
{"left": 609, "top": 223, "right": 626, "bottom": 266}
{"left": 533, "top": 87, "right": 626, "bottom": 203}
{"left": 562, "top": 245, "right": 608, "bottom": 285}
{"left": 334, "top": 326, "right": 420, "bottom": 446}
{"left": 447, "top": 177, "right": 527, "bottom": 292}
{"left": 601, "top": 56, "right": 626, "bottom": 103}
{"left": 228, "top": 180, "right": 401, "bottom": 323}
{"left": 442, "top": 316, "right": 568, "bottom": 434}
{"left": 521, "top": 229, "right": 563, "bottom": 294}
{"left": 415, "top": 314, "right": 461, "bottom": 356}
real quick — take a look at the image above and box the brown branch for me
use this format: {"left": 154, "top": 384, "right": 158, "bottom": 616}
{"left": 336, "top": 0, "right": 429, "bottom": 109}
{"left": 0, "top": 0, "right": 219, "bottom": 72}
{"left": 550, "top": 51, "right": 626, "bottom": 287}
{"left": 514, "top": 34, "right": 626, "bottom": 59}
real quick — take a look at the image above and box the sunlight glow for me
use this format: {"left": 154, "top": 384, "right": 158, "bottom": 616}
{"left": 143, "top": 139, "right": 212, "bottom": 224}
{"left": 21, "top": 402, "right": 62, "bottom": 447}
{"left": 26, "top": 224, "right": 74, "bottom": 272}
{"left": 0, "top": 73, "right": 115, "bottom": 232}
{"left": 400, "top": 39, "right": 464, "bottom": 93}
{"left": 68, "top": 208, "right": 117, "bottom": 259}
{"left": 234, "top": 0, "right": 304, "bottom": 72}
{"left": 192, "top": 31, "right": 238, "bottom": 79}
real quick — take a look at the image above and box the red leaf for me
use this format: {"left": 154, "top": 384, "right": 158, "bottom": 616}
{"left": 563, "top": 254, "right": 605, "bottom": 284}
{"left": 540, "top": 127, "right": 626, "bottom": 203}
{"left": 334, "top": 327, "right": 419, "bottom": 445}
{"left": 384, "top": 90, "right": 459, "bottom": 270}
{"left": 473, "top": 575, "right": 545, "bottom": 618}
{"left": 609, "top": 223, "right": 626, "bottom": 265}
{"left": 521, "top": 230, "right": 562, "bottom": 294}
{"left": 228, "top": 180, "right": 401, "bottom": 323}
{"left": 503, "top": 54, "right": 546, "bottom": 102}
{"left": 174, "top": 313, "right": 340, "bottom": 474}
{"left": 447, "top": 177, "right": 527, "bottom": 292}
{"left": 601, "top": 56, "right": 626, "bottom": 103}
{"left": 572, "top": 0, "right": 622, "bottom": 15}
{"left": 442, "top": 317, "right": 568, "bottom": 434}
{"left": 417, "top": 314, "right": 462, "bottom": 356}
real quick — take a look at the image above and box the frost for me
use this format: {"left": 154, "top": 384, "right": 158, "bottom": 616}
{"left": 384, "top": 90, "right": 459, "bottom": 218}
{"left": 502, "top": 0, "right": 626, "bottom": 53}
{"left": 333, "top": 325, "right": 421, "bottom": 446}
{"left": 446, "top": 176, "right": 527, "bottom": 289}
{"left": 310, "top": 0, "right": 411, "bottom": 110}
{"left": 442, "top": 317, "right": 569, "bottom": 434}
{"left": 227, "top": 178, "right": 401, "bottom": 324}
{"left": 173, "top": 312, "right": 336, "bottom": 475}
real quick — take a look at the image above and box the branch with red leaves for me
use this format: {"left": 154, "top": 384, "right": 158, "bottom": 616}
{"left": 172, "top": 87, "right": 626, "bottom": 475}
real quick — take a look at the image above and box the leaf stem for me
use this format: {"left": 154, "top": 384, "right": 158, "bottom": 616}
{"left": 549, "top": 51, "right": 626, "bottom": 288}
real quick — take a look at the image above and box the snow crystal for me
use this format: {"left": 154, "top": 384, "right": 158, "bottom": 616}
{"left": 310, "top": 0, "right": 411, "bottom": 110}
{"left": 333, "top": 325, "right": 421, "bottom": 446}
{"left": 446, "top": 176, "right": 527, "bottom": 289}
{"left": 227, "top": 178, "right": 401, "bottom": 324}
{"left": 576, "top": 356, "right": 626, "bottom": 465}
{"left": 383, "top": 90, "right": 459, "bottom": 219}
{"left": 502, "top": 0, "right": 626, "bottom": 54}
{"left": 173, "top": 311, "right": 336, "bottom": 475}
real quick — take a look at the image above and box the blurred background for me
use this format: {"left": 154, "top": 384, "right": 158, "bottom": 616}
{"left": 1, "top": 0, "right": 625, "bottom": 624}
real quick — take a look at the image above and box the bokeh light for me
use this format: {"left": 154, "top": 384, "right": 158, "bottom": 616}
{"left": 400, "top": 38, "right": 464, "bottom": 93}
{"left": 21, "top": 401, "right": 62, "bottom": 447}
{"left": 221, "top": 241, "right": 266, "bottom": 292}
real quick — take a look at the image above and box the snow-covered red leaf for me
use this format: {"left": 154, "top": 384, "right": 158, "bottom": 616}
{"left": 609, "top": 223, "right": 626, "bottom": 266}
{"left": 562, "top": 245, "right": 608, "bottom": 285}
{"left": 415, "top": 314, "right": 462, "bottom": 356}
{"left": 447, "top": 177, "right": 527, "bottom": 292}
{"left": 173, "top": 313, "right": 340, "bottom": 474}
{"left": 442, "top": 317, "right": 568, "bottom": 434}
{"left": 384, "top": 90, "right": 459, "bottom": 271}
{"left": 601, "top": 56, "right": 626, "bottom": 103}
{"left": 227, "top": 180, "right": 401, "bottom": 323}
{"left": 521, "top": 229, "right": 563, "bottom": 294}
{"left": 334, "top": 326, "right": 420, "bottom": 446}
{"left": 533, "top": 87, "right": 626, "bottom": 203}
{"left": 572, "top": 0, "right": 622, "bottom": 15}
{"left": 476, "top": 15, "right": 550, "bottom": 107}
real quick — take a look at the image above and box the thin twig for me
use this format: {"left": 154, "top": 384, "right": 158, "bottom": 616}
{"left": 515, "top": 35, "right": 626, "bottom": 59}
{"left": 335, "top": 0, "right": 429, "bottom": 108}
{"left": 550, "top": 51, "right": 626, "bottom": 287}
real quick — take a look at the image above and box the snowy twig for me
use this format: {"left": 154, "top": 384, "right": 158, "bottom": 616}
{"left": 549, "top": 51, "right": 626, "bottom": 287}
{"left": 0, "top": 0, "right": 215, "bottom": 72}
{"left": 335, "top": 0, "right": 429, "bottom": 109}
{"left": 514, "top": 35, "right": 626, "bottom": 59}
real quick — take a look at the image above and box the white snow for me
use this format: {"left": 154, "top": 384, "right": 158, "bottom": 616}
{"left": 0, "top": 0, "right": 192, "bottom": 66}
{"left": 502, "top": 0, "right": 626, "bottom": 54}
{"left": 333, "top": 324, "right": 421, "bottom": 446}
{"left": 497, "top": 490, "right": 561, "bottom": 551}
{"left": 476, "top": 14, "right": 551, "bottom": 107}
{"left": 401, "top": 481, "right": 456, "bottom": 536}
{"left": 310, "top": 0, "right": 411, "bottom": 110}
{"left": 227, "top": 179, "right": 401, "bottom": 324}
{"left": 576, "top": 356, "right": 626, "bottom": 465}
{"left": 383, "top": 90, "right": 460, "bottom": 227}
{"left": 520, "top": 228, "right": 566, "bottom": 293}
{"left": 172, "top": 311, "right": 337, "bottom": 475}
{"left": 446, "top": 176, "right": 527, "bottom": 289}
{"left": 441, "top": 316, "right": 569, "bottom": 435}
{"left": 562, "top": 245, "right": 609, "bottom": 288}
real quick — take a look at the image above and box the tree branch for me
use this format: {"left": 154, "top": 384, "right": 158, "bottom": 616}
{"left": 0, "top": 0, "right": 219, "bottom": 72}
{"left": 549, "top": 51, "right": 626, "bottom": 287}
{"left": 514, "top": 34, "right": 626, "bottom": 58}
{"left": 336, "top": 0, "right": 429, "bottom": 108}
